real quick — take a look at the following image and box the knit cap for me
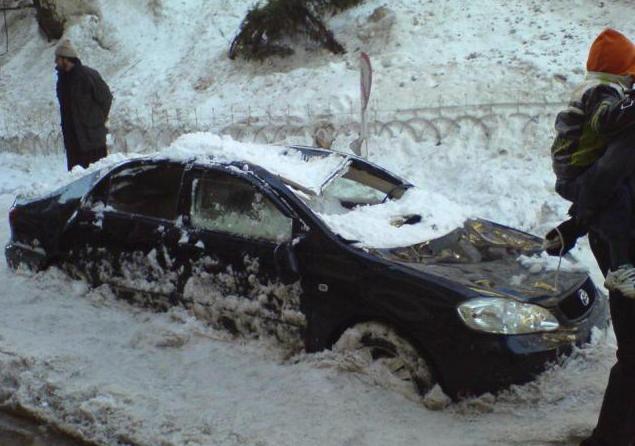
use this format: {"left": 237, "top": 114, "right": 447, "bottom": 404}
{"left": 55, "top": 39, "right": 79, "bottom": 59}
{"left": 587, "top": 28, "right": 635, "bottom": 76}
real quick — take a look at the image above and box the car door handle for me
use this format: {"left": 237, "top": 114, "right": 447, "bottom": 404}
{"left": 66, "top": 210, "right": 96, "bottom": 230}
{"left": 187, "top": 240, "right": 206, "bottom": 250}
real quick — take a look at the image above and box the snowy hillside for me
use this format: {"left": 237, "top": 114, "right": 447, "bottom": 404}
{"left": 1, "top": 0, "right": 634, "bottom": 444}
{"left": 1, "top": 0, "right": 627, "bottom": 121}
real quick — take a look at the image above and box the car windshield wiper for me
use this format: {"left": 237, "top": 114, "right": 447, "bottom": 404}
{"left": 384, "top": 184, "right": 409, "bottom": 201}
{"left": 278, "top": 176, "right": 317, "bottom": 196}
{"left": 336, "top": 234, "right": 361, "bottom": 245}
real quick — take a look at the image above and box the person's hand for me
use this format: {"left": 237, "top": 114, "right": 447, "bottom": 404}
{"left": 543, "top": 218, "right": 586, "bottom": 256}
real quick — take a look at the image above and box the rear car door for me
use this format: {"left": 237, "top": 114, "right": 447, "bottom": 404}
{"left": 61, "top": 161, "right": 185, "bottom": 306}
{"left": 175, "top": 166, "right": 305, "bottom": 341}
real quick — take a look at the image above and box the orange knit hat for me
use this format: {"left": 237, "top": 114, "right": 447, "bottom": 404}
{"left": 587, "top": 28, "right": 635, "bottom": 76}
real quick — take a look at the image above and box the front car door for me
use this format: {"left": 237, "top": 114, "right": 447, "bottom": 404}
{"left": 175, "top": 166, "right": 306, "bottom": 345}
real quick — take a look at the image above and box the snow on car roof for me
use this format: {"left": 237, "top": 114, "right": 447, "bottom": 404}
{"left": 165, "top": 132, "right": 350, "bottom": 194}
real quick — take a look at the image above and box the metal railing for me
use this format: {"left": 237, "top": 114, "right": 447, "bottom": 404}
{"left": 0, "top": 100, "right": 566, "bottom": 156}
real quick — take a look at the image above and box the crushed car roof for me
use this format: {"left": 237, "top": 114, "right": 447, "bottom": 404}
{"left": 161, "top": 133, "right": 412, "bottom": 195}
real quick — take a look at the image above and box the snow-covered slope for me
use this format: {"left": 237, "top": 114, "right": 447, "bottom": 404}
{"left": 1, "top": 0, "right": 632, "bottom": 131}
{"left": 1, "top": 0, "right": 634, "bottom": 444}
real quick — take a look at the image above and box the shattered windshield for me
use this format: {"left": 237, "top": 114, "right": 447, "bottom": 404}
{"left": 167, "top": 134, "right": 466, "bottom": 248}
{"left": 295, "top": 161, "right": 407, "bottom": 215}
{"left": 322, "top": 161, "right": 408, "bottom": 202}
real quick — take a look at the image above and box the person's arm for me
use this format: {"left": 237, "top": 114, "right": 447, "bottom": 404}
{"left": 585, "top": 84, "right": 635, "bottom": 135}
{"left": 92, "top": 71, "right": 112, "bottom": 118}
{"left": 56, "top": 78, "right": 66, "bottom": 130}
{"left": 84, "top": 68, "right": 112, "bottom": 119}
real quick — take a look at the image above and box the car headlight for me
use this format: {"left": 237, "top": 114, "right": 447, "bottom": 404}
{"left": 457, "top": 297, "right": 560, "bottom": 334}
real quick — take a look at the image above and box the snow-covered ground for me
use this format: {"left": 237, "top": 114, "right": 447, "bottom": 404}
{"left": 1, "top": 0, "right": 634, "bottom": 444}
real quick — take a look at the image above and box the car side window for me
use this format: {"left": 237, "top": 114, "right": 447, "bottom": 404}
{"left": 191, "top": 172, "right": 292, "bottom": 242}
{"left": 107, "top": 164, "right": 184, "bottom": 220}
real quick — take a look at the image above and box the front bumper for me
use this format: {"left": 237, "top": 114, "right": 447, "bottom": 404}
{"left": 438, "top": 290, "right": 609, "bottom": 399}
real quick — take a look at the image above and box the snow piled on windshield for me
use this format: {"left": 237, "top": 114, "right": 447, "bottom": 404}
{"left": 316, "top": 187, "right": 468, "bottom": 248}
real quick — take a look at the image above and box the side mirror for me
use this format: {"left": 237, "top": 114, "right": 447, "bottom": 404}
{"left": 179, "top": 214, "right": 191, "bottom": 226}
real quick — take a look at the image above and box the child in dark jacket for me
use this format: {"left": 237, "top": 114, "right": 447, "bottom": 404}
{"left": 548, "top": 28, "right": 635, "bottom": 298}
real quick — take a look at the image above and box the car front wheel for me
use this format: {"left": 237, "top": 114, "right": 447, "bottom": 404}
{"left": 333, "top": 321, "right": 435, "bottom": 400}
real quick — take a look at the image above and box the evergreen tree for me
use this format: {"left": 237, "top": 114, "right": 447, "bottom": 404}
{"left": 33, "top": 0, "right": 64, "bottom": 40}
{"left": 229, "top": 0, "right": 363, "bottom": 60}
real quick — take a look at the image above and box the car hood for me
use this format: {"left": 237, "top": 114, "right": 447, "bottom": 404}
{"left": 372, "top": 219, "right": 588, "bottom": 299}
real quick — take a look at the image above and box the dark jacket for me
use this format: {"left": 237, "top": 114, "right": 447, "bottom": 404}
{"left": 550, "top": 72, "right": 635, "bottom": 180}
{"left": 56, "top": 62, "right": 112, "bottom": 153}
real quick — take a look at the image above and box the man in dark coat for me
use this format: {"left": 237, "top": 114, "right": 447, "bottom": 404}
{"left": 55, "top": 39, "right": 112, "bottom": 171}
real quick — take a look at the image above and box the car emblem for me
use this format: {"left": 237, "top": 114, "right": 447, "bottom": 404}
{"left": 577, "top": 289, "right": 590, "bottom": 306}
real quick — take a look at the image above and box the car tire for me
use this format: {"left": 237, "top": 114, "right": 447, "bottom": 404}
{"left": 333, "top": 321, "right": 435, "bottom": 399}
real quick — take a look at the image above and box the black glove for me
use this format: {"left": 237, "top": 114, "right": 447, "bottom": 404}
{"left": 543, "top": 218, "right": 588, "bottom": 256}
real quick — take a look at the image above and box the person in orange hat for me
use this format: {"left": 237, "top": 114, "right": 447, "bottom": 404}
{"left": 549, "top": 28, "right": 635, "bottom": 295}
{"left": 546, "top": 28, "right": 635, "bottom": 446}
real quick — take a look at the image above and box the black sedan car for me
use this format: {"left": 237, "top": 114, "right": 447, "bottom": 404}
{"left": 5, "top": 142, "right": 607, "bottom": 399}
